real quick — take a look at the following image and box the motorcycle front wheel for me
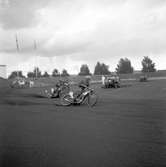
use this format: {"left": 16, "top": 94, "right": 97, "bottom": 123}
{"left": 87, "top": 92, "right": 98, "bottom": 107}
{"left": 60, "top": 94, "right": 73, "bottom": 106}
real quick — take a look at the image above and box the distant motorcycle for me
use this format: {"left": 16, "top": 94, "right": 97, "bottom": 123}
{"left": 139, "top": 75, "right": 148, "bottom": 82}
{"left": 10, "top": 78, "right": 34, "bottom": 88}
{"left": 45, "top": 80, "right": 70, "bottom": 98}
{"left": 103, "top": 75, "right": 120, "bottom": 88}
{"left": 60, "top": 85, "right": 98, "bottom": 107}
{"left": 10, "top": 78, "right": 26, "bottom": 88}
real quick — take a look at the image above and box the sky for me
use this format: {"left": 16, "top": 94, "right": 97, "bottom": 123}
{"left": 0, "top": 0, "right": 166, "bottom": 76}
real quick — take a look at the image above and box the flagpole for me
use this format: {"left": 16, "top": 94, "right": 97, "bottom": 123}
{"left": 15, "top": 34, "right": 20, "bottom": 78}
{"left": 34, "top": 40, "right": 37, "bottom": 79}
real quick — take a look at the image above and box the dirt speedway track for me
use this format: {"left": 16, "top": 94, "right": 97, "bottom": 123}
{"left": 0, "top": 80, "right": 166, "bottom": 167}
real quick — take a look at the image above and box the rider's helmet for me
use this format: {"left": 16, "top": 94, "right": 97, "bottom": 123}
{"left": 79, "top": 79, "right": 89, "bottom": 89}
{"left": 55, "top": 79, "right": 63, "bottom": 87}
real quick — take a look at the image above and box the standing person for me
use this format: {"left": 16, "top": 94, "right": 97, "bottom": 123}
{"left": 101, "top": 75, "right": 105, "bottom": 87}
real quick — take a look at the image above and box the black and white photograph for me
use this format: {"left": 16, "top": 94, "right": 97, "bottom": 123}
{"left": 0, "top": 0, "right": 166, "bottom": 166}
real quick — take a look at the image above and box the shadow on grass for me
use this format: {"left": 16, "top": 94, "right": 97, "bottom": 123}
{"left": 120, "top": 84, "right": 133, "bottom": 88}
{"left": 28, "top": 94, "right": 46, "bottom": 98}
{"left": 2, "top": 99, "right": 41, "bottom": 106}
{"left": 101, "top": 84, "right": 132, "bottom": 89}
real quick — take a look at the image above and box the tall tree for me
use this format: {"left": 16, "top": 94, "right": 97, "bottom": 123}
{"left": 52, "top": 68, "right": 59, "bottom": 77}
{"left": 42, "top": 71, "right": 50, "bottom": 77}
{"left": 94, "top": 62, "right": 111, "bottom": 75}
{"left": 8, "top": 71, "right": 25, "bottom": 79}
{"left": 141, "top": 56, "right": 156, "bottom": 72}
{"left": 27, "top": 67, "right": 42, "bottom": 78}
{"left": 116, "top": 58, "right": 134, "bottom": 74}
{"left": 27, "top": 72, "right": 35, "bottom": 78}
{"left": 33, "top": 67, "right": 42, "bottom": 77}
{"left": 61, "top": 69, "right": 69, "bottom": 77}
{"left": 78, "top": 64, "right": 91, "bottom": 76}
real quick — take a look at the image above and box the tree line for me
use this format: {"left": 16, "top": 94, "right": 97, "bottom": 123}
{"left": 8, "top": 56, "right": 156, "bottom": 79}
{"left": 8, "top": 68, "right": 70, "bottom": 79}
